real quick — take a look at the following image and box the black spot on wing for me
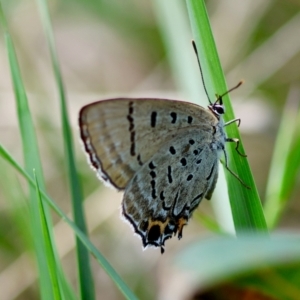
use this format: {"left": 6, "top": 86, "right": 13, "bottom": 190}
{"left": 130, "top": 131, "right": 136, "bottom": 156}
{"left": 150, "top": 171, "right": 156, "bottom": 178}
{"left": 167, "top": 166, "right": 173, "bottom": 183}
{"left": 180, "top": 157, "right": 187, "bottom": 166}
{"left": 151, "top": 111, "right": 157, "bottom": 127}
{"left": 152, "top": 189, "right": 157, "bottom": 199}
{"left": 150, "top": 179, "right": 157, "bottom": 199}
{"left": 129, "top": 103, "right": 134, "bottom": 114}
{"left": 147, "top": 225, "right": 161, "bottom": 242}
{"left": 149, "top": 161, "right": 156, "bottom": 169}
{"left": 170, "top": 112, "right": 177, "bottom": 124}
{"left": 169, "top": 146, "right": 176, "bottom": 155}
{"left": 127, "top": 101, "right": 136, "bottom": 156}
{"left": 187, "top": 116, "right": 193, "bottom": 124}
{"left": 187, "top": 174, "right": 193, "bottom": 181}
{"left": 127, "top": 115, "right": 134, "bottom": 131}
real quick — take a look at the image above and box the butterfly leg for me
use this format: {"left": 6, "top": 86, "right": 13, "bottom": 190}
{"left": 221, "top": 147, "right": 250, "bottom": 189}
{"left": 226, "top": 137, "right": 247, "bottom": 157}
{"left": 224, "top": 118, "right": 241, "bottom": 127}
{"left": 224, "top": 118, "right": 247, "bottom": 157}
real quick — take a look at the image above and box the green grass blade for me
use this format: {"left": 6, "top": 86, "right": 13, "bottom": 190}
{"left": 0, "top": 5, "right": 76, "bottom": 299}
{"left": 264, "top": 87, "right": 300, "bottom": 228}
{"left": 0, "top": 144, "right": 138, "bottom": 300}
{"left": 0, "top": 5, "right": 55, "bottom": 299}
{"left": 185, "top": 0, "right": 267, "bottom": 231}
{"left": 35, "top": 0, "right": 94, "bottom": 298}
{"left": 152, "top": 0, "right": 235, "bottom": 233}
{"left": 34, "top": 170, "right": 62, "bottom": 300}
{"left": 0, "top": 1, "right": 44, "bottom": 187}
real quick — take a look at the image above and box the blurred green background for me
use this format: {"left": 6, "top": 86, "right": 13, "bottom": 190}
{"left": 0, "top": 0, "right": 300, "bottom": 299}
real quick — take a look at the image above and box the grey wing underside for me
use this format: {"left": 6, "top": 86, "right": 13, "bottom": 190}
{"left": 204, "top": 166, "right": 218, "bottom": 200}
{"left": 122, "top": 127, "right": 220, "bottom": 247}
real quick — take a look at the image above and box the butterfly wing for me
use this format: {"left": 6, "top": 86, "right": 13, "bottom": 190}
{"left": 79, "top": 98, "right": 218, "bottom": 189}
{"left": 122, "top": 127, "right": 220, "bottom": 251}
{"left": 203, "top": 168, "right": 219, "bottom": 200}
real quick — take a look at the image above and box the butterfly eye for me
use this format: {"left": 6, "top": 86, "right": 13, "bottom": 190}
{"left": 213, "top": 104, "right": 225, "bottom": 115}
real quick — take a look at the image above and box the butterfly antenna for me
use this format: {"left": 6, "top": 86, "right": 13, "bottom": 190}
{"left": 218, "top": 80, "right": 244, "bottom": 99}
{"left": 192, "top": 40, "right": 212, "bottom": 105}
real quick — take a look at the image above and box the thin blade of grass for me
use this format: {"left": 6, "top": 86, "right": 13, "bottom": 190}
{"left": 35, "top": 0, "right": 94, "bottom": 298}
{"left": 0, "top": 144, "right": 138, "bottom": 300}
{"left": 152, "top": 0, "right": 235, "bottom": 234}
{"left": 34, "top": 170, "right": 62, "bottom": 300}
{"left": 264, "top": 87, "right": 300, "bottom": 228}
{"left": 1, "top": 6, "right": 76, "bottom": 299}
{"left": 185, "top": 0, "right": 267, "bottom": 231}
{"left": 0, "top": 5, "right": 62, "bottom": 299}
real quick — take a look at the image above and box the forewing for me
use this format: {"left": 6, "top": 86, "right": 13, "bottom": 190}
{"left": 122, "top": 127, "right": 219, "bottom": 249}
{"left": 79, "top": 98, "right": 217, "bottom": 189}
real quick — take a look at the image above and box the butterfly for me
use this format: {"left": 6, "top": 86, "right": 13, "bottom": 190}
{"left": 79, "top": 42, "right": 247, "bottom": 253}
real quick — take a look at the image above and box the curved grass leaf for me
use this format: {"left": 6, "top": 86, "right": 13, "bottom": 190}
{"left": 0, "top": 4, "right": 73, "bottom": 299}
{"left": 35, "top": 0, "right": 94, "bottom": 297}
{"left": 152, "top": 0, "right": 235, "bottom": 233}
{"left": 34, "top": 171, "right": 62, "bottom": 300}
{"left": 0, "top": 144, "right": 138, "bottom": 300}
{"left": 186, "top": 0, "right": 267, "bottom": 231}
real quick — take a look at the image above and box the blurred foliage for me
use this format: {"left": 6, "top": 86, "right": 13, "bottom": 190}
{"left": 0, "top": 0, "right": 300, "bottom": 299}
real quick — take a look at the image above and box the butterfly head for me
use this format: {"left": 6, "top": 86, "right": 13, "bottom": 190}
{"left": 208, "top": 95, "right": 225, "bottom": 118}
{"left": 207, "top": 81, "right": 243, "bottom": 118}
